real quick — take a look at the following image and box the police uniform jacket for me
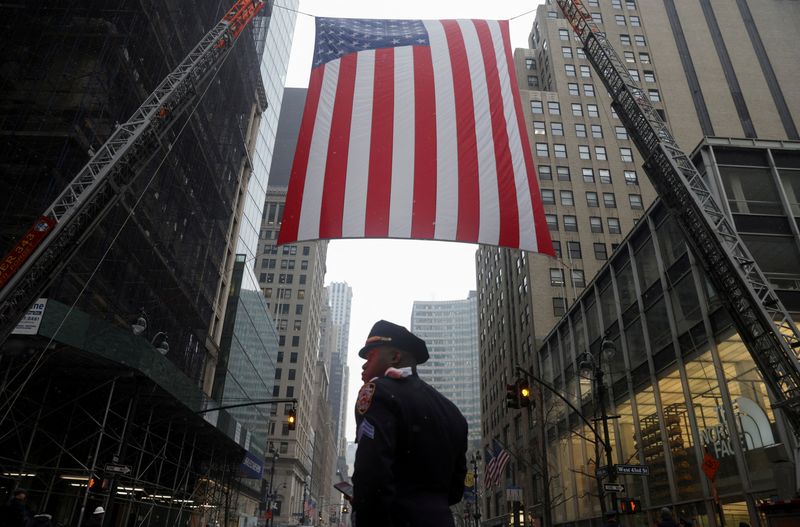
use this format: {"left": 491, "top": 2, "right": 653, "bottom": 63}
{"left": 352, "top": 371, "right": 468, "bottom": 527}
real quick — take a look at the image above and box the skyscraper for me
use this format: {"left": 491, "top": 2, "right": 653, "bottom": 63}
{"left": 477, "top": 0, "right": 800, "bottom": 525}
{"left": 411, "top": 292, "right": 481, "bottom": 452}
{"left": 326, "top": 282, "right": 353, "bottom": 456}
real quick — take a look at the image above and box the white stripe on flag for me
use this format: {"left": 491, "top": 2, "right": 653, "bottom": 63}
{"left": 298, "top": 60, "right": 339, "bottom": 241}
{"left": 487, "top": 20, "right": 537, "bottom": 250}
{"left": 458, "top": 19, "right": 500, "bottom": 247}
{"left": 341, "top": 50, "right": 375, "bottom": 238}
{"left": 424, "top": 20, "right": 458, "bottom": 241}
{"left": 388, "top": 46, "right": 415, "bottom": 238}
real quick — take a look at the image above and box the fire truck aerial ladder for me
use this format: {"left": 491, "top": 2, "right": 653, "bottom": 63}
{"left": 554, "top": 0, "right": 800, "bottom": 435}
{"left": 0, "top": 0, "right": 264, "bottom": 344}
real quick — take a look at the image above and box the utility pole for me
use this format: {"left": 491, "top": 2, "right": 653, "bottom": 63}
{"left": 266, "top": 446, "right": 279, "bottom": 527}
{"left": 530, "top": 365, "right": 552, "bottom": 527}
{"left": 471, "top": 453, "right": 482, "bottom": 527}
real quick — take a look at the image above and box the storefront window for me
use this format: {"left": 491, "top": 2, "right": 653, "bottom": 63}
{"left": 614, "top": 399, "right": 646, "bottom": 500}
{"left": 635, "top": 384, "right": 672, "bottom": 506}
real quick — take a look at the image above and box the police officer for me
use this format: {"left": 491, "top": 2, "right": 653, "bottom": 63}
{"left": 352, "top": 320, "right": 468, "bottom": 527}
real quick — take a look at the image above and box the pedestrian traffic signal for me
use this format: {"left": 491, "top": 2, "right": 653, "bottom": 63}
{"left": 518, "top": 379, "right": 533, "bottom": 408}
{"left": 287, "top": 407, "right": 296, "bottom": 430}
{"left": 505, "top": 383, "right": 521, "bottom": 409}
{"left": 617, "top": 497, "right": 641, "bottom": 514}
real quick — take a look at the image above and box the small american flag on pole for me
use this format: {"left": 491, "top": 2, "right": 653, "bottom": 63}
{"left": 278, "top": 17, "right": 554, "bottom": 255}
{"left": 484, "top": 438, "right": 511, "bottom": 489}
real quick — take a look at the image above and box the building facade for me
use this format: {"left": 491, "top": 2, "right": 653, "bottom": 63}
{"left": 477, "top": 0, "right": 800, "bottom": 525}
{"left": 326, "top": 282, "right": 353, "bottom": 457}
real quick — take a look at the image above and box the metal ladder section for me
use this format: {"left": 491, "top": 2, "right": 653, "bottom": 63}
{"left": 0, "top": 2, "right": 260, "bottom": 344}
{"left": 556, "top": 0, "right": 800, "bottom": 434}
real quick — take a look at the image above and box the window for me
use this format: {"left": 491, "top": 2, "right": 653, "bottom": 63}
{"left": 531, "top": 100, "right": 543, "bottom": 114}
{"left": 629, "top": 194, "right": 643, "bottom": 209}
{"left": 277, "top": 351, "right": 284, "bottom": 362}
{"left": 608, "top": 217, "right": 621, "bottom": 233}
{"left": 580, "top": 65, "right": 591, "bottom": 77}
{"left": 272, "top": 385, "right": 280, "bottom": 397}
{"left": 275, "top": 368, "right": 282, "bottom": 380}
{"left": 624, "top": 51, "right": 635, "bottom": 63}
{"left": 293, "top": 319, "right": 301, "bottom": 330}
{"left": 302, "top": 246, "right": 310, "bottom": 256}
{"left": 588, "top": 0, "right": 599, "bottom": 6}
{"left": 634, "top": 35, "right": 646, "bottom": 46}
{"left": 599, "top": 169, "right": 612, "bottom": 184}
{"left": 575, "top": 123, "right": 587, "bottom": 137}
{"left": 553, "top": 297, "right": 567, "bottom": 317}
{"left": 295, "top": 304, "right": 303, "bottom": 315}
{"left": 590, "top": 216, "right": 603, "bottom": 233}
{"left": 564, "top": 215, "right": 578, "bottom": 231}
{"left": 591, "top": 124, "right": 603, "bottom": 138}
{"left": 591, "top": 13, "right": 603, "bottom": 24}
{"left": 628, "top": 69, "right": 640, "bottom": 81}
{"left": 565, "top": 64, "right": 576, "bottom": 76}
{"left": 595, "top": 146, "right": 607, "bottom": 160}
{"left": 288, "top": 369, "right": 296, "bottom": 380}
{"left": 546, "top": 214, "right": 558, "bottom": 230}
{"left": 552, "top": 240, "right": 562, "bottom": 258}
{"left": 586, "top": 191, "right": 599, "bottom": 207}
{"left": 548, "top": 101, "right": 561, "bottom": 115}
{"left": 648, "top": 89, "right": 661, "bottom": 102}
{"left": 557, "top": 166, "right": 571, "bottom": 181}
{"left": 583, "top": 84, "right": 595, "bottom": 97}
{"left": 551, "top": 122, "right": 564, "bottom": 136}
{"left": 624, "top": 170, "right": 638, "bottom": 185}
{"left": 533, "top": 121, "right": 546, "bottom": 135}
{"left": 631, "top": 16, "right": 641, "bottom": 26}
{"left": 536, "top": 143, "right": 549, "bottom": 157}
{"left": 576, "top": 48, "right": 586, "bottom": 59}
{"left": 538, "top": 166, "right": 552, "bottom": 180}
{"left": 286, "top": 386, "right": 294, "bottom": 397}
{"left": 554, "top": 144, "right": 567, "bottom": 158}
{"left": 568, "top": 241, "right": 582, "bottom": 259}
{"left": 644, "top": 70, "right": 655, "bottom": 82}
{"left": 640, "top": 53, "right": 651, "bottom": 64}
{"left": 299, "top": 275, "right": 306, "bottom": 285}
{"left": 562, "top": 46, "right": 573, "bottom": 58}
{"left": 615, "top": 126, "right": 629, "bottom": 140}
{"left": 587, "top": 104, "right": 599, "bottom": 117}
{"left": 548, "top": 10, "right": 558, "bottom": 18}
{"left": 572, "top": 269, "right": 586, "bottom": 288}
{"left": 620, "top": 147, "right": 634, "bottom": 162}
{"left": 612, "top": 0, "right": 622, "bottom": 8}
{"left": 616, "top": 14, "right": 627, "bottom": 25}
{"left": 290, "top": 352, "right": 298, "bottom": 363}
{"left": 571, "top": 103, "right": 583, "bottom": 116}
{"left": 297, "top": 289, "right": 305, "bottom": 299}
{"left": 620, "top": 34, "right": 631, "bottom": 46}
{"left": 583, "top": 169, "right": 595, "bottom": 183}
{"left": 594, "top": 242, "right": 608, "bottom": 260}
{"left": 559, "top": 29, "right": 570, "bottom": 40}
{"left": 626, "top": 0, "right": 637, "bottom": 10}
{"left": 603, "top": 192, "right": 617, "bottom": 208}
{"left": 611, "top": 107, "right": 619, "bottom": 119}
{"left": 550, "top": 268, "right": 565, "bottom": 286}
{"left": 568, "top": 83, "right": 579, "bottom": 96}
{"left": 526, "top": 57, "right": 536, "bottom": 69}
{"left": 541, "top": 189, "right": 555, "bottom": 205}
{"left": 291, "top": 335, "right": 300, "bottom": 347}
{"left": 528, "top": 75, "right": 539, "bottom": 88}
{"left": 579, "top": 145, "right": 591, "bottom": 160}
{"left": 560, "top": 190, "right": 574, "bottom": 206}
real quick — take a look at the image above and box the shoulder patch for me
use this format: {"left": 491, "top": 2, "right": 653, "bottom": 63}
{"left": 356, "top": 382, "right": 376, "bottom": 414}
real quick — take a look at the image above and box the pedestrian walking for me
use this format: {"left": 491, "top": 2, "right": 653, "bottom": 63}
{"left": 0, "top": 489, "right": 32, "bottom": 527}
{"left": 29, "top": 513, "right": 56, "bottom": 527}
{"left": 86, "top": 506, "right": 104, "bottom": 527}
{"left": 351, "top": 320, "right": 469, "bottom": 527}
{"left": 657, "top": 507, "right": 678, "bottom": 527}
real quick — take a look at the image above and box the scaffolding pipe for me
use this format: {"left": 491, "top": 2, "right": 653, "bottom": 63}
{"left": 76, "top": 378, "right": 115, "bottom": 527}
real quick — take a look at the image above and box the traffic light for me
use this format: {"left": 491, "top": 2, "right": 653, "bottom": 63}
{"left": 617, "top": 497, "right": 641, "bottom": 514}
{"left": 505, "top": 383, "right": 520, "bottom": 409}
{"left": 287, "top": 407, "right": 296, "bottom": 430}
{"left": 518, "top": 379, "right": 533, "bottom": 408}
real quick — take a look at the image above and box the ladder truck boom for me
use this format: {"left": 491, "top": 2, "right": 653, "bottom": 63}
{"left": 0, "top": 0, "right": 264, "bottom": 344}
{"left": 555, "top": 0, "right": 800, "bottom": 434}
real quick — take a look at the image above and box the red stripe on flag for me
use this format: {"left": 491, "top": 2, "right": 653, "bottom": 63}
{"left": 411, "top": 45, "right": 437, "bottom": 240}
{"left": 441, "top": 20, "right": 480, "bottom": 243}
{"left": 279, "top": 66, "right": 325, "bottom": 245}
{"left": 498, "top": 21, "right": 554, "bottom": 256}
{"left": 474, "top": 20, "right": 519, "bottom": 249}
{"left": 365, "top": 48, "right": 395, "bottom": 237}
{"left": 319, "top": 54, "right": 357, "bottom": 239}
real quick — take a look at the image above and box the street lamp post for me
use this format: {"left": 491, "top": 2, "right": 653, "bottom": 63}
{"left": 266, "top": 446, "right": 279, "bottom": 527}
{"left": 470, "top": 452, "right": 482, "bottom": 527}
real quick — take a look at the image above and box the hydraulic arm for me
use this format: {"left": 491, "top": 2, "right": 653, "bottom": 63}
{"left": 0, "top": 0, "right": 264, "bottom": 344}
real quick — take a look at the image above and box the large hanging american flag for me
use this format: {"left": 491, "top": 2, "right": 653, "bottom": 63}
{"left": 278, "top": 17, "right": 554, "bottom": 255}
{"left": 484, "top": 438, "right": 511, "bottom": 489}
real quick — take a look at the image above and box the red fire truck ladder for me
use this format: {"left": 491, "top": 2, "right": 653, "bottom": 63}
{"left": 554, "top": 0, "right": 800, "bottom": 434}
{"left": 0, "top": 0, "right": 264, "bottom": 344}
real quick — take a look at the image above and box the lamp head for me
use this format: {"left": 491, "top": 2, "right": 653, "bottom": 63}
{"left": 578, "top": 353, "right": 594, "bottom": 379}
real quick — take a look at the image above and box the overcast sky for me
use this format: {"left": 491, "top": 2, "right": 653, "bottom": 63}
{"left": 280, "top": 0, "right": 544, "bottom": 442}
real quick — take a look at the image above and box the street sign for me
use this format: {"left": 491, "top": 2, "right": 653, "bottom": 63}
{"left": 104, "top": 463, "right": 132, "bottom": 476}
{"left": 596, "top": 466, "right": 609, "bottom": 479}
{"left": 603, "top": 483, "right": 625, "bottom": 493}
{"left": 614, "top": 464, "right": 650, "bottom": 476}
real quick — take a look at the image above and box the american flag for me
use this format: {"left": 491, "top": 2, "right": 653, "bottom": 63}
{"left": 278, "top": 17, "right": 554, "bottom": 255}
{"left": 484, "top": 438, "right": 511, "bottom": 488}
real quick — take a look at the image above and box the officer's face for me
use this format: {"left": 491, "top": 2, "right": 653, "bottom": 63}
{"left": 362, "top": 346, "right": 395, "bottom": 382}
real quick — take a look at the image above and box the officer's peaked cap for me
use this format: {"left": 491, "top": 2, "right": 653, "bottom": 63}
{"left": 358, "top": 320, "right": 429, "bottom": 364}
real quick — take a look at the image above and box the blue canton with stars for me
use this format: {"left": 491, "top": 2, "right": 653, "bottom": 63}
{"left": 313, "top": 17, "right": 430, "bottom": 68}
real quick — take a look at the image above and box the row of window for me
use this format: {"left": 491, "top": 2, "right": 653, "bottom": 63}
{"left": 545, "top": 214, "right": 624, "bottom": 233}
{"left": 535, "top": 143, "right": 635, "bottom": 162}
{"left": 277, "top": 336, "right": 302, "bottom": 349}
{"left": 276, "top": 350, "right": 299, "bottom": 363}
{"left": 260, "top": 273, "right": 307, "bottom": 284}
{"left": 542, "top": 192, "right": 643, "bottom": 211}
{"left": 538, "top": 166, "right": 639, "bottom": 185}
{"left": 531, "top": 99, "right": 623, "bottom": 117}
{"left": 551, "top": 239, "right": 616, "bottom": 262}
{"left": 534, "top": 121, "right": 630, "bottom": 140}
{"left": 274, "top": 367, "right": 297, "bottom": 380}
{"left": 273, "top": 302, "right": 304, "bottom": 316}
{"left": 260, "top": 258, "right": 310, "bottom": 270}
{"left": 261, "top": 244, "right": 311, "bottom": 256}
{"left": 264, "top": 287, "right": 306, "bottom": 300}
{"left": 549, "top": 268, "right": 586, "bottom": 288}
